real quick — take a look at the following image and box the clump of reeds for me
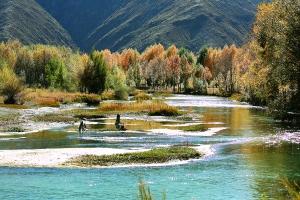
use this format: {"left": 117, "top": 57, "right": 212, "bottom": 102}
{"left": 138, "top": 180, "right": 166, "bottom": 200}
{"left": 281, "top": 178, "right": 300, "bottom": 200}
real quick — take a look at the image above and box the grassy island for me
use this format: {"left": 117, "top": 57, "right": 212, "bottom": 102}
{"left": 68, "top": 146, "right": 201, "bottom": 167}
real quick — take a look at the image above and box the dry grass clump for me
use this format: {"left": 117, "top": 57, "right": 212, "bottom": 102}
{"left": 99, "top": 101, "right": 180, "bottom": 116}
{"left": 133, "top": 92, "right": 152, "bottom": 101}
{"left": 101, "top": 90, "right": 116, "bottom": 100}
{"left": 23, "top": 89, "right": 101, "bottom": 107}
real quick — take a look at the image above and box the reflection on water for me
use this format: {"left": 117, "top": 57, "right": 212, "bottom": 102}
{"left": 0, "top": 95, "right": 299, "bottom": 200}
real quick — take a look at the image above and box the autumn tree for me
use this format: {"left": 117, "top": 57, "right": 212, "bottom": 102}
{"left": 253, "top": 0, "right": 300, "bottom": 119}
{"left": 0, "top": 64, "right": 23, "bottom": 104}
{"left": 120, "top": 49, "right": 140, "bottom": 71}
{"left": 141, "top": 44, "right": 164, "bottom": 62}
{"left": 167, "top": 55, "right": 181, "bottom": 92}
{"left": 127, "top": 63, "right": 142, "bottom": 88}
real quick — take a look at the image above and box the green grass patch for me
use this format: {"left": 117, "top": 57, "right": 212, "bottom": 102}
{"left": 68, "top": 146, "right": 201, "bottom": 167}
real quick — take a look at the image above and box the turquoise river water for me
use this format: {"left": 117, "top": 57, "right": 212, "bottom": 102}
{"left": 0, "top": 95, "right": 299, "bottom": 200}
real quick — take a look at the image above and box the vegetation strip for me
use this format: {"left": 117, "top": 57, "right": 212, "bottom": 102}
{"left": 69, "top": 101, "right": 181, "bottom": 119}
{"left": 68, "top": 146, "right": 202, "bottom": 167}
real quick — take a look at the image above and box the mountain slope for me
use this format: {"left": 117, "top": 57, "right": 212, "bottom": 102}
{"left": 38, "top": 0, "right": 262, "bottom": 51}
{"left": 37, "top": 0, "right": 126, "bottom": 50}
{"left": 0, "top": 0, "right": 75, "bottom": 47}
{"left": 86, "top": 0, "right": 261, "bottom": 51}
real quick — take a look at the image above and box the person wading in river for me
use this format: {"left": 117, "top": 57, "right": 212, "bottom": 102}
{"left": 115, "top": 114, "right": 126, "bottom": 131}
{"left": 78, "top": 119, "right": 87, "bottom": 134}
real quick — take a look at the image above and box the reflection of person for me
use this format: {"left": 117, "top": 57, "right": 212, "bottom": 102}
{"left": 115, "top": 114, "right": 126, "bottom": 131}
{"left": 79, "top": 119, "right": 87, "bottom": 134}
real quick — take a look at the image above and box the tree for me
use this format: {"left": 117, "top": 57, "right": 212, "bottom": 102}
{"left": 0, "top": 64, "right": 23, "bottom": 104}
{"left": 45, "top": 58, "right": 69, "bottom": 89}
{"left": 178, "top": 48, "right": 195, "bottom": 92}
{"left": 120, "top": 49, "right": 140, "bottom": 71}
{"left": 127, "top": 63, "right": 142, "bottom": 88}
{"left": 14, "top": 48, "right": 34, "bottom": 85}
{"left": 82, "top": 51, "right": 108, "bottom": 94}
{"left": 142, "top": 44, "right": 164, "bottom": 62}
{"left": 197, "top": 47, "right": 208, "bottom": 65}
{"left": 253, "top": 0, "right": 300, "bottom": 119}
{"left": 167, "top": 55, "right": 181, "bottom": 92}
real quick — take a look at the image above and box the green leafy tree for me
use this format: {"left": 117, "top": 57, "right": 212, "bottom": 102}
{"left": 197, "top": 47, "right": 208, "bottom": 65}
{"left": 82, "top": 52, "right": 108, "bottom": 94}
{"left": 45, "top": 58, "right": 69, "bottom": 89}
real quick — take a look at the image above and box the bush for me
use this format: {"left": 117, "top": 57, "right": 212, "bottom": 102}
{"left": 114, "top": 87, "right": 128, "bottom": 100}
{"left": 148, "top": 101, "right": 181, "bottom": 116}
{"left": 0, "top": 65, "right": 23, "bottom": 104}
{"left": 101, "top": 90, "right": 115, "bottom": 100}
{"left": 148, "top": 107, "right": 180, "bottom": 116}
{"left": 133, "top": 92, "right": 152, "bottom": 101}
{"left": 76, "top": 94, "right": 101, "bottom": 106}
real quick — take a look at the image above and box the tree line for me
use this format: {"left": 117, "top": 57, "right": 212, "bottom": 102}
{"left": 0, "top": 0, "right": 299, "bottom": 120}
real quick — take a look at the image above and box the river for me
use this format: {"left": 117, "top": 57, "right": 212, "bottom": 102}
{"left": 0, "top": 95, "right": 299, "bottom": 200}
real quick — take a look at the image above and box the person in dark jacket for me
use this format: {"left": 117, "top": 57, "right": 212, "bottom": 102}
{"left": 79, "top": 119, "right": 87, "bottom": 134}
{"left": 115, "top": 114, "right": 126, "bottom": 131}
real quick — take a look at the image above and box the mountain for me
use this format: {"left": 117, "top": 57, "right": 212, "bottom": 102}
{"left": 36, "top": 0, "right": 126, "bottom": 51}
{"left": 37, "top": 0, "right": 262, "bottom": 52}
{"left": 0, "top": 0, "right": 75, "bottom": 47}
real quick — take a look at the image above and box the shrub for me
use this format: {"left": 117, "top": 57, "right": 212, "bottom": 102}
{"left": 114, "top": 87, "right": 129, "bottom": 100}
{"left": 76, "top": 94, "right": 101, "bottom": 106}
{"left": 101, "top": 90, "right": 115, "bottom": 100}
{"left": 148, "top": 101, "right": 181, "bottom": 116}
{"left": 0, "top": 65, "right": 23, "bottom": 104}
{"left": 133, "top": 92, "right": 152, "bottom": 101}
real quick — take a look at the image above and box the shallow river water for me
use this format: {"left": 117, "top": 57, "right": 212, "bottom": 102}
{"left": 0, "top": 95, "right": 299, "bottom": 200}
